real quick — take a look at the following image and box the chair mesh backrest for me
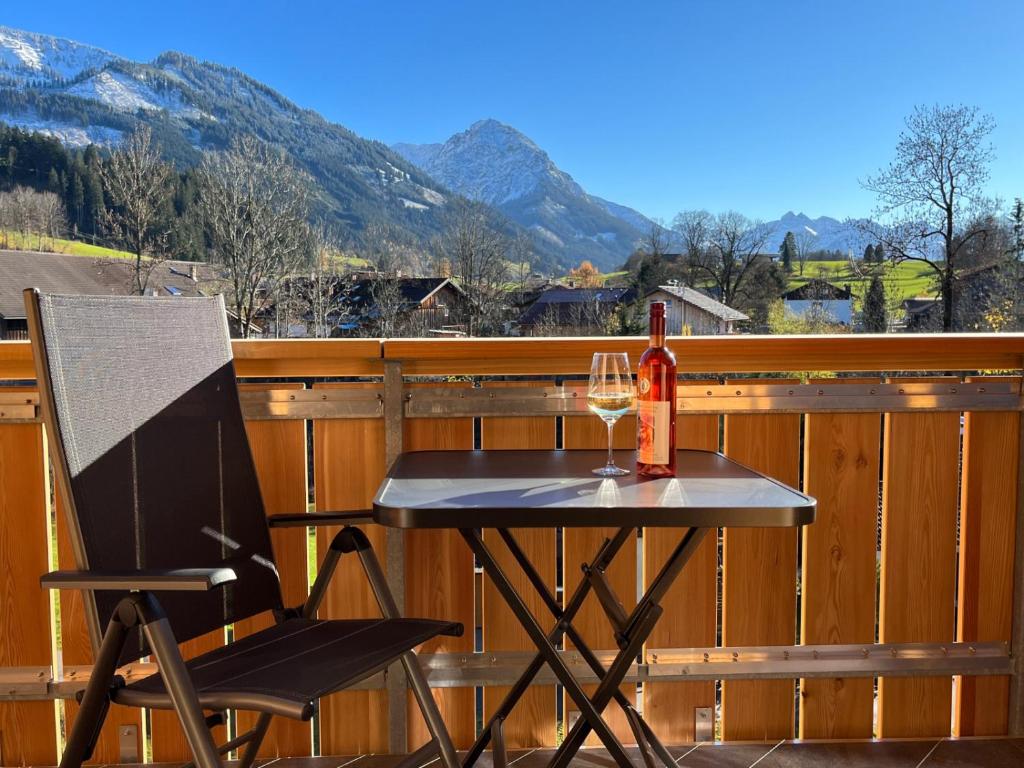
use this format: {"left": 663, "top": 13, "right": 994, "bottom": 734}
{"left": 35, "top": 293, "right": 282, "bottom": 662}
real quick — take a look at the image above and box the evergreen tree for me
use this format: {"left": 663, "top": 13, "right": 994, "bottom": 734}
{"left": 863, "top": 243, "right": 875, "bottom": 263}
{"left": 862, "top": 275, "right": 887, "bottom": 332}
{"left": 67, "top": 171, "right": 85, "bottom": 232}
{"left": 47, "top": 167, "right": 61, "bottom": 194}
{"left": 779, "top": 230, "right": 796, "bottom": 272}
{"left": 874, "top": 243, "right": 885, "bottom": 263}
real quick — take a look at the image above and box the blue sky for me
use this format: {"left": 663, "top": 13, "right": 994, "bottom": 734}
{"left": 6, "top": 1, "right": 1022, "bottom": 221}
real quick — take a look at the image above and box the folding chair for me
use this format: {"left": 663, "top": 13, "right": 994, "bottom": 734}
{"left": 25, "top": 290, "right": 461, "bottom": 768}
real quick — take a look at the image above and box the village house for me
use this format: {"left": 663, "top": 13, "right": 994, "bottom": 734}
{"left": 341, "top": 276, "right": 468, "bottom": 336}
{"left": 782, "top": 279, "right": 854, "bottom": 326}
{"left": 0, "top": 250, "right": 257, "bottom": 338}
{"left": 516, "top": 286, "right": 636, "bottom": 336}
{"left": 644, "top": 284, "right": 748, "bottom": 335}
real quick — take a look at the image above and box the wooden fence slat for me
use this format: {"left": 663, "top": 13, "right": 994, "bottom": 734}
{"left": 403, "top": 383, "right": 476, "bottom": 750}
{"left": 878, "top": 404, "right": 960, "bottom": 738}
{"left": 643, "top": 411, "right": 719, "bottom": 744}
{"left": 799, "top": 407, "right": 879, "bottom": 739}
{"left": 562, "top": 415, "right": 638, "bottom": 746}
{"left": 480, "top": 382, "right": 557, "bottom": 748}
{"left": 955, "top": 387, "right": 1018, "bottom": 736}
{"left": 721, "top": 411, "right": 800, "bottom": 741}
{"left": 233, "top": 383, "right": 312, "bottom": 757}
{"left": 56, "top": 488, "right": 142, "bottom": 763}
{"left": 313, "top": 383, "right": 389, "bottom": 755}
{"left": 0, "top": 420, "right": 57, "bottom": 765}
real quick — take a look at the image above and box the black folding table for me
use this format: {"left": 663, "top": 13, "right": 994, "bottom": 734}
{"left": 373, "top": 449, "right": 816, "bottom": 768}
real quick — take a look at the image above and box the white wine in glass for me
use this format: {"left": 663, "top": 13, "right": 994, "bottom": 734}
{"left": 588, "top": 352, "right": 633, "bottom": 476}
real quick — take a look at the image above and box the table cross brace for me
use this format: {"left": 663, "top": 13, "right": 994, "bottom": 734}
{"left": 461, "top": 525, "right": 708, "bottom": 768}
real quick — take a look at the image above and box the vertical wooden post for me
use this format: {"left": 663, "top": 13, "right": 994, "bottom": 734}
{"left": 1009, "top": 404, "right": 1024, "bottom": 736}
{"left": 383, "top": 360, "right": 407, "bottom": 755}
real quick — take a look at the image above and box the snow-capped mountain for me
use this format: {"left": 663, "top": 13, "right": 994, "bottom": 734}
{"left": 393, "top": 119, "right": 655, "bottom": 270}
{"left": 761, "top": 211, "right": 875, "bottom": 256}
{"left": 0, "top": 26, "right": 116, "bottom": 86}
{"left": 0, "top": 26, "right": 532, "bottom": 264}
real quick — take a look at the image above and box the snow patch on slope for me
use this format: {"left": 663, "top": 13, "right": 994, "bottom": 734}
{"left": 65, "top": 70, "right": 206, "bottom": 118}
{"left": 0, "top": 112, "right": 122, "bottom": 147}
{"left": 0, "top": 26, "right": 117, "bottom": 84}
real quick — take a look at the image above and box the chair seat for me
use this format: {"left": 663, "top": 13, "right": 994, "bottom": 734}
{"left": 115, "top": 617, "right": 461, "bottom": 720}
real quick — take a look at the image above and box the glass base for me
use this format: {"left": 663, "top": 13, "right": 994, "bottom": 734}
{"left": 592, "top": 464, "right": 630, "bottom": 477}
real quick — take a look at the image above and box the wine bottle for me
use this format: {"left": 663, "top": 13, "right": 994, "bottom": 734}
{"left": 636, "top": 302, "right": 677, "bottom": 476}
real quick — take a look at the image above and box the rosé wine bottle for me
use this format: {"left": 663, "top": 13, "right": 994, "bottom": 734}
{"left": 636, "top": 302, "right": 677, "bottom": 477}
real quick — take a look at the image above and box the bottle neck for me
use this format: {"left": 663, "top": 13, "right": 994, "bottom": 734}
{"left": 649, "top": 315, "right": 665, "bottom": 347}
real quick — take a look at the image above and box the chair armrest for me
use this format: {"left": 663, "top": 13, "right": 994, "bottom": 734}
{"left": 40, "top": 568, "right": 237, "bottom": 592}
{"left": 268, "top": 511, "right": 374, "bottom": 528}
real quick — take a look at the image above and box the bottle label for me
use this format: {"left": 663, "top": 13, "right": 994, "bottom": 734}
{"left": 637, "top": 399, "right": 670, "bottom": 465}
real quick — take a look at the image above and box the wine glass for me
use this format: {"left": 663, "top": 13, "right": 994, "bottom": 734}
{"left": 588, "top": 352, "right": 634, "bottom": 476}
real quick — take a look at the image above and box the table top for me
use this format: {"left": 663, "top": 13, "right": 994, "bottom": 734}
{"left": 373, "top": 450, "right": 816, "bottom": 529}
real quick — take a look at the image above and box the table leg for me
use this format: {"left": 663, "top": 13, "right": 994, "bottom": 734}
{"left": 501, "top": 527, "right": 680, "bottom": 768}
{"left": 549, "top": 527, "right": 710, "bottom": 767}
{"left": 460, "top": 528, "right": 637, "bottom": 768}
{"left": 462, "top": 528, "right": 634, "bottom": 767}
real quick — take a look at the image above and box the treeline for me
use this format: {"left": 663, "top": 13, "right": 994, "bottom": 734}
{"left": 0, "top": 124, "right": 205, "bottom": 259}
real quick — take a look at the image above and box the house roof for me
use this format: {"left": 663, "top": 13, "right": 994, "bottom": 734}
{"left": 782, "top": 279, "right": 853, "bottom": 301}
{"left": 902, "top": 297, "right": 939, "bottom": 315}
{"left": 0, "top": 250, "right": 221, "bottom": 319}
{"left": 345, "top": 276, "right": 462, "bottom": 313}
{"left": 518, "top": 287, "right": 635, "bottom": 325}
{"left": 647, "top": 285, "right": 749, "bottom": 322}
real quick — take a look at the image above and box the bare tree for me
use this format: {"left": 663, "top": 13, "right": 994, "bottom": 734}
{"left": 794, "top": 228, "right": 817, "bottom": 276}
{"left": 680, "top": 210, "right": 771, "bottom": 308}
{"left": 508, "top": 233, "right": 536, "bottom": 306}
{"left": 435, "top": 204, "right": 510, "bottom": 336}
{"left": 101, "top": 126, "right": 174, "bottom": 295}
{"left": 301, "top": 222, "right": 350, "bottom": 338}
{"left": 0, "top": 188, "right": 66, "bottom": 250}
{"left": 861, "top": 105, "right": 996, "bottom": 331}
{"left": 198, "top": 136, "right": 311, "bottom": 338}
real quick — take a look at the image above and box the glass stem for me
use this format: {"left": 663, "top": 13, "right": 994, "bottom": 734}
{"left": 606, "top": 419, "right": 616, "bottom": 468}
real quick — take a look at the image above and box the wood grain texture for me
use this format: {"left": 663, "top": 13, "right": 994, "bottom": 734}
{"left": 955, "top": 386, "right": 1018, "bottom": 737}
{"left": 720, "top": 410, "right": 800, "bottom": 741}
{"left": 233, "top": 383, "right": 312, "bottom": 757}
{"left": 7, "top": 334, "right": 1024, "bottom": 381}
{"left": 232, "top": 339, "right": 383, "bottom": 377}
{"left": 799, "top": 405, "right": 880, "bottom": 739}
{"left": 56, "top": 487, "right": 142, "bottom": 763}
{"left": 381, "top": 335, "right": 1024, "bottom": 376}
{"left": 643, "top": 411, "right": 720, "bottom": 744}
{"left": 562, "top": 415, "right": 637, "bottom": 746}
{"left": 481, "top": 382, "right": 557, "bottom": 748}
{"left": 0, "top": 420, "right": 57, "bottom": 765}
{"left": 878, "top": 402, "right": 960, "bottom": 738}
{"left": 313, "top": 382, "right": 389, "bottom": 755}
{"left": 402, "top": 383, "right": 476, "bottom": 750}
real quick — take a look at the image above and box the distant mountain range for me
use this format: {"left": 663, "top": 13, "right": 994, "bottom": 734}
{"left": 760, "top": 211, "right": 875, "bottom": 256}
{"left": 0, "top": 26, "right": 527, "bottom": 268}
{"left": 0, "top": 25, "right": 874, "bottom": 272}
{"left": 393, "top": 119, "right": 655, "bottom": 270}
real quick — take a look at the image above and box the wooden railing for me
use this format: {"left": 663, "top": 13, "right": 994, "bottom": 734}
{"left": 1, "top": 334, "right": 1023, "bottom": 764}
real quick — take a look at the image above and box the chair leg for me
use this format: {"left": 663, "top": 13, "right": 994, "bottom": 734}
{"left": 140, "top": 611, "right": 222, "bottom": 768}
{"left": 402, "top": 650, "right": 460, "bottom": 768}
{"left": 60, "top": 607, "right": 131, "bottom": 768}
{"left": 236, "top": 712, "right": 272, "bottom": 768}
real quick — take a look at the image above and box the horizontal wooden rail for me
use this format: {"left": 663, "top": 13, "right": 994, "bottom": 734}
{"left": 0, "top": 338, "right": 384, "bottom": 380}
{"left": 1, "top": 641, "right": 1009, "bottom": 701}
{"left": 384, "top": 334, "right": 1024, "bottom": 375}
{"left": 4, "top": 334, "right": 1024, "bottom": 381}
